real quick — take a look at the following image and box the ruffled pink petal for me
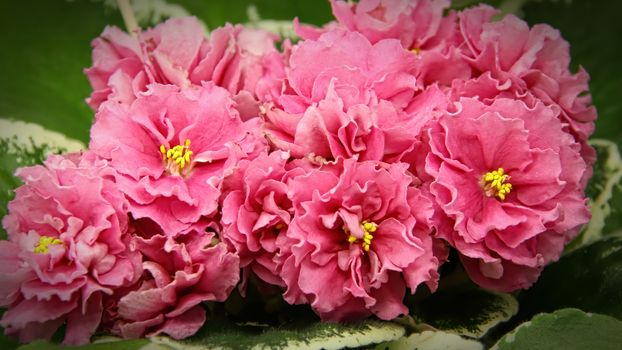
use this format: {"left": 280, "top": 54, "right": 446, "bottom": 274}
{"left": 151, "top": 306, "right": 206, "bottom": 339}
{"left": 63, "top": 292, "right": 103, "bottom": 345}
{"left": 1, "top": 296, "right": 78, "bottom": 329}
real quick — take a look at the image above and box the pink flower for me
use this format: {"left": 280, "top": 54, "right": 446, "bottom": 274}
{"left": 0, "top": 152, "right": 142, "bottom": 344}
{"left": 330, "top": 0, "right": 450, "bottom": 50}
{"left": 295, "top": 0, "right": 450, "bottom": 48}
{"left": 280, "top": 158, "right": 443, "bottom": 321}
{"left": 293, "top": 0, "right": 468, "bottom": 88}
{"left": 298, "top": 30, "right": 415, "bottom": 108}
{"left": 274, "top": 29, "right": 417, "bottom": 111}
{"left": 225, "top": 27, "right": 286, "bottom": 107}
{"left": 266, "top": 81, "right": 448, "bottom": 162}
{"left": 454, "top": 5, "right": 596, "bottom": 162}
{"left": 85, "top": 17, "right": 282, "bottom": 119}
{"left": 220, "top": 151, "right": 305, "bottom": 289}
{"left": 252, "top": 39, "right": 292, "bottom": 108}
{"left": 190, "top": 24, "right": 284, "bottom": 119}
{"left": 110, "top": 224, "right": 239, "bottom": 339}
{"left": 90, "top": 83, "right": 265, "bottom": 235}
{"left": 424, "top": 97, "right": 590, "bottom": 292}
{"left": 263, "top": 29, "right": 445, "bottom": 162}
{"left": 84, "top": 25, "right": 146, "bottom": 111}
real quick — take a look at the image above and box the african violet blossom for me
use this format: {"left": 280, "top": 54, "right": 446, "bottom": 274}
{"left": 272, "top": 28, "right": 417, "bottom": 110}
{"left": 280, "top": 158, "right": 443, "bottom": 321}
{"left": 110, "top": 224, "right": 239, "bottom": 339}
{"left": 0, "top": 152, "right": 142, "bottom": 344}
{"left": 425, "top": 97, "right": 590, "bottom": 292}
{"left": 294, "top": 0, "right": 470, "bottom": 88}
{"left": 85, "top": 16, "right": 283, "bottom": 119}
{"left": 297, "top": 0, "right": 450, "bottom": 49}
{"left": 220, "top": 151, "right": 306, "bottom": 289}
{"left": 263, "top": 29, "right": 450, "bottom": 162}
{"left": 306, "top": 1, "right": 597, "bottom": 155}
{"left": 451, "top": 5, "right": 596, "bottom": 166}
{"left": 268, "top": 80, "right": 448, "bottom": 163}
{"left": 90, "top": 83, "right": 266, "bottom": 235}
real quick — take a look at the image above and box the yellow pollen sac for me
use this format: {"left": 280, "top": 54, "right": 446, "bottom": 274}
{"left": 160, "top": 139, "right": 193, "bottom": 176}
{"left": 343, "top": 220, "right": 378, "bottom": 252}
{"left": 34, "top": 236, "right": 63, "bottom": 254}
{"left": 411, "top": 47, "right": 421, "bottom": 55}
{"left": 482, "top": 167, "right": 513, "bottom": 200}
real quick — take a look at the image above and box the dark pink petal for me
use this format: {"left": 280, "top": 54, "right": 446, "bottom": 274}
{"left": 63, "top": 292, "right": 103, "bottom": 345}
{"left": 151, "top": 306, "right": 206, "bottom": 339}
{"left": 1, "top": 296, "right": 78, "bottom": 329}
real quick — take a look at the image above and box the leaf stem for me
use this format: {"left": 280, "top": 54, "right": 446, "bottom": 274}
{"left": 116, "top": 0, "right": 139, "bottom": 35}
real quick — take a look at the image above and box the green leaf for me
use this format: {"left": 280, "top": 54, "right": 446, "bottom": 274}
{"left": 106, "top": 0, "right": 192, "bottom": 27}
{"left": 0, "top": 0, "right": 124, "bottom": 144}
{"left": 0, "top": 310, "right": 19, "bottom": 350}
{"left": 15, "top": 338, "right": 153, "bottom": 350}
{"left": 373, "top": 330, "right": 483, "bottom": 350}
{"left": 567, "top": 139, "right": 622, "bottom": 249}
{"left": 169, "top": 0, "right": 333, "bottom": 28}
{"left": 518, "top": 236, "right": 622, "bottom": 321}
{"left": 149, "top": 318, "right": 405, "bottom": 350}
{"left": 410, "top": 288, "right": 518, "bottom": 339}
{"left": 0, "top": 119, "right": 85, "bottom": 157}
{"left": 492, "top": 308, "right": 622, "bottom": 350}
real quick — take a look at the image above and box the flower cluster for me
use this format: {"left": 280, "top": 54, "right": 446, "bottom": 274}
{"left": 1, "top": 0, "right": 594, "bottom": 345}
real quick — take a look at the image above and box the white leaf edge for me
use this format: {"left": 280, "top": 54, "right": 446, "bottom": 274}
{"left": 103, "top": 1, "right": 298, "bottom": 42}
{"left": 103, "top": 0, "right": 193, "bottom": 26}
{"left": 0, "top": 118, "right": 85, "bottom": 156}
{"left": 490, "top": 315, "right": 533, "bottom": 350}
{"left": 489, "top": 308, "right": 621, "bottom": 350}
{"left": 148, "top": 322, "right": 405, "bottom": 350}
{"left": 373, "top": 330, "right": 483, "bottom": 350}
{"left": 446, "top": 291, "right": 518, "bottom": 339}
{"left": 81, "top": 336, "right": 173, "bottom": 350}
{"left": 245, "top": 5, "right": 298, "bottom": 40}
{"left": 580, "top": 139, "right": 622, "bottom": 245}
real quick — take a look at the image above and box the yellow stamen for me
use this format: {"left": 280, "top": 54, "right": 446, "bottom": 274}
{"left": 160, "top": 139, "right": 193, "bottom": 176}
{"left": 481, "top": 168, "right": 513, "bottom": 200}
{"left": 411, "top": 47, "right": 421, "bottom": 55}
{"left": 343, "top": 220, "right": 378, "bottom": 253}
{"left": 34, "top": 236, "right": 63, "bottom": 254}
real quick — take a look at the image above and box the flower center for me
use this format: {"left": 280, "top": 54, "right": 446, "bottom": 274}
{"left": 34, "top": 236, "right": 63, "bottom": 254}
{"left": 160, "top": 139, "right": 193, "bottom": 176}
{"left": 481, "top": 167, "right": 512, "bottom": 200}
{"left": 343, "top": 220, "right": 377, "bottom": 252}
{"left": 411, "top": 47, "right": 421, "bottom": 55}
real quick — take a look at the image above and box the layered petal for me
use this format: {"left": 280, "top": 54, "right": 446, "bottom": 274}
{"left": 280, "top": 158, "right": 443, "bottom": 321}
{"left": 0, "top": 152, "right": 142, "bottom": 344}
{"left": 111, "top": 227, "right": 239, "bottom": 339}
{"left": 90, "top": 83, "right": 266, "bottom": 234}
{"left": 425, "top": 97, "right": 590, "bottom": 291}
